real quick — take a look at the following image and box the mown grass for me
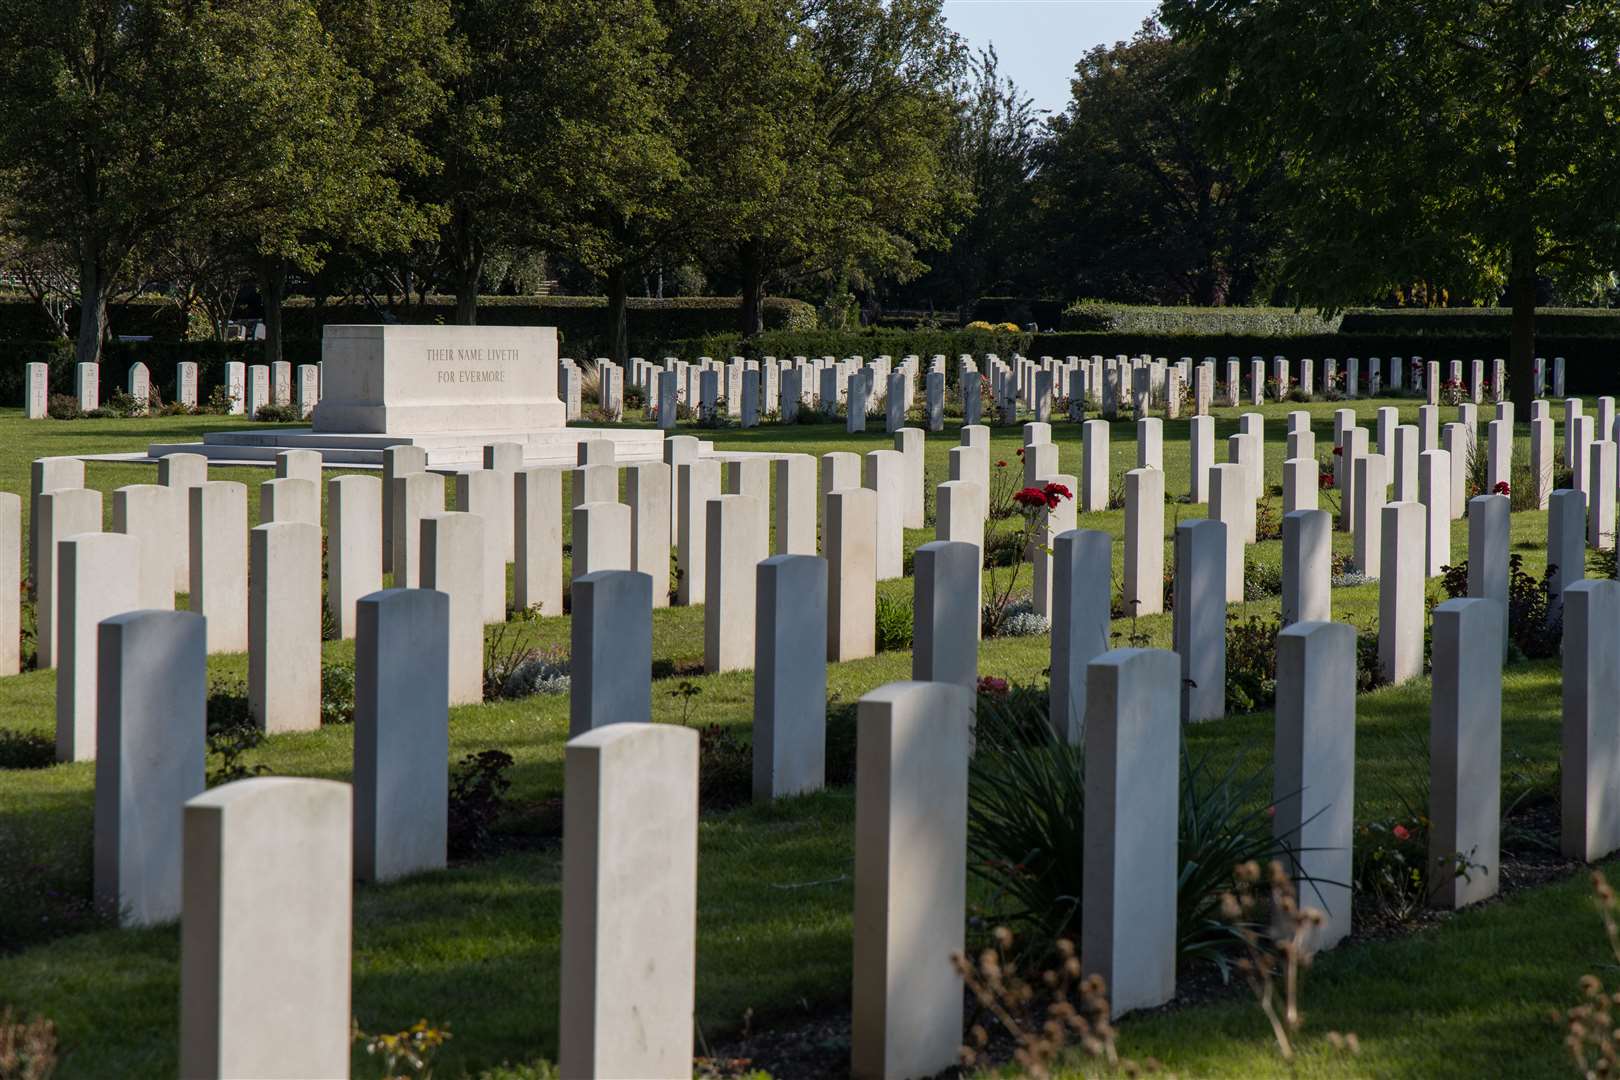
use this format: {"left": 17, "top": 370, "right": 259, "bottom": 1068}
{"left": 0, "top": 397, "right": 1605, "bottom": 1078}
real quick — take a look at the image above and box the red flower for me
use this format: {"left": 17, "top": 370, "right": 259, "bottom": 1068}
{"left": 977, "top": 675, "right": 1009, "bottom": 695}
{"left": 1016, "top": 447, "right": 1025, "bottom": 457}
{"left": 1393, "top": 824, "right": 1411, "bottom": 840}
{"left": 1493, "top": 481, "right": 1511, "bottom": 495}
{"left": 996, "top": 460, "right": 1008, "bottom": 468}
{"left": 1332, "top": 445, "right": 1343, "bottom": 456}
{"left": 1013, "top": 486, "right": 1049, "bottom": 509}
{"left": 1041, "top": 481, "right": 1074, "bottom": 509}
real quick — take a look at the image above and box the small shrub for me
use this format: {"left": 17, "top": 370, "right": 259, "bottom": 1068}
{"left": 206, "top": 718, "right": 269, "bottom": 788}
{"left": 1437, "top": 555, "right": 1560, "bottom": 659}
{"left": 253, "top": 402, "right": 302, "bottom": 422}
{"left": 1226, "top": 614, "right": 1279, "bottom": 714}
{"left": 1243, "top": 559, "right": 1283, "bottom": 601}
{"left": 695, "top": 723, "right": 752, "bottom": 809}
{"left": 448, "top": 749, "right": 514, "bottom": 858}
{"left": 1354, "top": 625, "right": 1384, "bottom": 692}
{"left": 45, "top": 394, "right": 81, "bottom": 420}
{"left": 355, "top": 1019, "right": 451, "bottom": 1079}
{"left": 874, "top": 592, "right": 913, "bottom": 651}
{"left": 502, "top": 645, "right": 571, "bottom": 697}
{"left": 995, "top": 599, "right": 1049, "bottom": 638}
{"left": 101, "top": 389, "right": 145, "bottom": 417}
{"left": 1254, "top": 499, "right": 1282, "bottom": 541}
{"left": 203, "top": 385, "right": 237, "bottom": 414}
{"left": 0, "top": 730, "right": 55, "bottom": 770}
{"left": 320, "top": 662, "right": 355, "bottom": 725}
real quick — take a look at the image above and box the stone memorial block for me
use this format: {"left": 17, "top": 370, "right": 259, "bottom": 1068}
{"left": 454, "top": 470, "right": 510, "bottom": 622}
{"left": 1189, "top": 415, "right": 1215, "bottom": 503}
{"left": 570, "top": 571, "right": 652, "bottom": 736}
{"left": 826, "top": 488, "right": 877, "bottom": 662}
{"left": 569, "top": 463, "right": 619, "bottom": 511}
{"left": 514, "top": 468, "right": 564, "bottom": 615}
{"left": 56, "top": 531, "right": 141, "bottom": 760}
{"left": 1084, "top": 649, "right": 1179, "bottom": 1017}
{"left": 327, "top": 476, "right": 383, "bottom": 639}
{"left": 95, "top": 609, "right": 205, "bottom": 925}
{"left": 884, "top": 371, "right": 905, "bottom": 432}
{"left": 0, "top": 494, "right": 16, "bottom": 675}
{"left": 248, "top": 522, "right": 321, "bottom": 732}
{"left": 317, "top": 324, "right": 563, "bottom": 433}
{"left": 24, "top": 361, "right": 47, "bottom": 418}
{"left": 573, "top": 501, "right": 631, "bottom": 579}
{"left": 1380, "top": 501, "right": 1425, "bottom": 683}
{"left": 912, "top": 541, "right": 979, "bottom": 692}
{"left": 1174, "top": 520, "right": 1227, "bottom": 722}
{"left": 754, "top": 556, "right": 828, "bottom": 800}
{"left": 664, "top": 435, "right": 700, "bottom": 544}
{"left": 1286, "top": 428, "right": 1315, "bottom": 462}
{"left": 657, "top": 370, "right": 678, "bottom": 429}
{"left": 1548, "top": 488, "right": 1586, "bottom": 625}
{"left": 420, "top": 512, "right": 485, "bottom": 705}
{"left": 1353, "top": 453, "right": 1387, "bottom": 577}
{"left": 1022, "top": 440, "right": 1058, "bottom": 486}
{"left": 29, "top": 455, "right": 85, "bottom": 601}
{"left": 188, "top": 483, "right": 248, "bottom": 654}
{"left": 1375, "top": 406, "right": 1398, "bottom": 457}
{"left": 1123, "top": 467, "right": 1165, "bottom": 615}
{"left": 391, "top": 471, "right": 444, "bottom": 588}
{"left": 1562, "top": 580, "right": 1620, "bottom": 861}
{"left": 1226, "top": 433, "right": 1260, "bottom": 543}
{"left": 1418, "top": 450, "right": 1451, "bottom": 577}
{"left": 36, "top": 486, "right": 101, "bottom": 669}
{"left": 1556, "top": 356, "right": 1567, "bottom": 397}
{"left": 112, "top": 484, "right": 177, "bottom": 611}
{"left": 76, "top": 361, "right": 99, "bottom": 411}
{"left": 819, "top": 450, "right": 862, "bottom": 539}
{"left": 158, "top": 453, "right": 208, "bottom": 591}
{"left": 179, "top": 778, "right": 352, "bottom": 1080}
{"left": 1429, "top": 598, "right": 1502, "bottom": 909}
{"left": 354, "top": 589, "right": 449, "bottom": 882}
{"left": 1024, "top": 421, "right": 1053, "bottom": 446}
{"left": 381, "top": 444, "right": 428, "bottom": 574}
{"left": 925, "top": 371, "right": 944, "bottom": 431}
{"left": 558, "top": 723, "right": 696, "bottom": 1078}
{"left": 851, "top": 681, "right": 971, "bottom": 1079}
{"left": 259, "top": 476, "right": 318, "bottom": 528}
{"left": 1275, "top": 620, "right": 1355, "bottom": 951}
{"left": 1282, "top": 509, "right": 1331, "bottom": 626}
{"left": 773, "top": 454, "right": 817, "bottom": 556}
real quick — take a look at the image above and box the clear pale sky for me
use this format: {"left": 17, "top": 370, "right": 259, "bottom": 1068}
{"left": 942, "top": 0, "right": 1160, "bottom": 118}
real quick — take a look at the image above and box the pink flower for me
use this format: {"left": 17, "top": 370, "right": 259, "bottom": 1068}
{"left": 1393, "top": 824, "right": 1411, "bottom": 840}
{"left": 977, "top": 676, "right": 1009, "bottom": 695}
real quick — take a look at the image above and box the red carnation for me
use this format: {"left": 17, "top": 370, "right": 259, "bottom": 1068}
{"left": 1016, "top": 447, "right": 1025, "bottom": 457}
{"left": 976, "top": 675, "right": 1009, "bottom": 695}
{"left": 1493, "top": 481, "right": 1511, "bottom": 495}
{"left": 1013, "top": 486, "right": 1048, "bottom": 509}
{"left": 1393, "top": 824, "right": 1411, "bottom": 840}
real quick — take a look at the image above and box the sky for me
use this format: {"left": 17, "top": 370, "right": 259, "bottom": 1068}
{"left": 942, "top": 0, "right": 1161, "bottom": 118}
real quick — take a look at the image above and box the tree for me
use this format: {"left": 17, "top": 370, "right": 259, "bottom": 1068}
{"left": 727, "top": 0, "right": 970, "bottom": 335}
{"left": 0, "top": 0, "right": 385, "bottom": 365}
{"left": 422, "top": 0, "right": 679, "bottom": 328}
{"left": 909, "top": 45, "right": 1043, "bottom": 319}
{"left": 1161, "top": 0, "right": 1620, "bottom": 402}
{"left": 1030, "top": 20, "right": 1279, "bottom": 307}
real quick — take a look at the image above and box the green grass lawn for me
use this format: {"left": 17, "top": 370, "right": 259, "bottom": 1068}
{"left": 0, "top": 398, "right": 1607, "bottom": 1078}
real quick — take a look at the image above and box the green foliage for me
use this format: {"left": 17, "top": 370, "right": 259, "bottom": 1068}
{"left": 1438, "top": 555, "right": 1561, "bottom": 661}
{"left": 873, "top": 592, "right": 914, "bottom": 651}
{"left": 1062, "top": 302, "right": 1341, "bottom": 336}
{"left": 0, "top": 729, "right": 54, "bottom": 770}
{"left": 205, "top": 680, "right": 270, "bottom": 788}
{"left": 1225, "top": 614, "right": 1279, "bottom": 715}
{"left": 694, "top": 723, "right": 752, "bottom": 810}
{"left": 320, "top": 662, "right": 356, "bottom": 726}
{"left": 1242, "top": 558, "right": 1283, "bottom": 600}
{"left": 252, "top": 402, "right": 303, "bottom": 423}
{"left": 447, "top": 749, "right": 514, "bottom": 859}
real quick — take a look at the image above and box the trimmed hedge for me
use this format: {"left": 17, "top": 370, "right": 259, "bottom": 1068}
{"left": 1339, "top": 307, "right": 1620, "bottom": 337}
{"left": 274, "top": 295, "right": 816, "bottom": 357}
{"left": 1060, "top": 302, "right": 1344, "bottom": 335}
{"left": 667, "top": 327, "right": 1034, "bottom": 371}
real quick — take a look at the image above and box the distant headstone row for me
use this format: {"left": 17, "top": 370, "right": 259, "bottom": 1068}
{"left": 23, "top": 360, "right": 320, "bottom": 418}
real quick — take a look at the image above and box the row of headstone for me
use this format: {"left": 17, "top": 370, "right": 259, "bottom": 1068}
{"left": 22, "top": 360, "right": 320, "bottom": 418}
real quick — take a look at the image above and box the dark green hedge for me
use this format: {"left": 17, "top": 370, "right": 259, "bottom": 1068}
{"left": 1338, "top": 307, "right": 1620, "bottom": 337}
{"left": 276, "top": 295, "right": 817, "bottom": 358}
{"left": 667, "top": 327, "right": 1034, "bottom": 373}
{"left": 1060, "top": 302, "right": 1344, "bottom": 335}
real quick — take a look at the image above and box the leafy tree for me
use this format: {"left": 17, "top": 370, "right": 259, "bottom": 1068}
{"left": 0, "top": 0, "right": 385, "bottom": 365}
{"left": 909, "top": 45, "right": 1043, "bottom": 320}
{"left": 423, "top": 0, "right": 678, "bottom": 328}
{"left": 1031, "top": 20, "right": 1279, "bottom": 307}
{"left": 1162, "top": 0, "right": 1620, "bottom": 401}
{"left": 728, "top": 0, "right": 970, "bottom": 334}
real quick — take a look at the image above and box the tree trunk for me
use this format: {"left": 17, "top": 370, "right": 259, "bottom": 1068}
{"left": 75, "top": 251, "right": 107, "bottom": 368}
{"left": 450, "top": 204, "right": 482, "bottom": 326}
{"left": 605, "top": 264, "right": 629, "bottom": 363}
{"left": 1508, "top": 236, "right": 1536, "bottom": 406}
{"left": 738, "top": 239, "right": 766, "bottom": 336}
{"left": 257, "top": 257, "right": 288, "bottom": 368}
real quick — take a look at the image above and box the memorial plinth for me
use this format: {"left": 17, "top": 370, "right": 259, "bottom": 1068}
{"left": 144, "top": 325, "right": 663, "bottom": 469}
